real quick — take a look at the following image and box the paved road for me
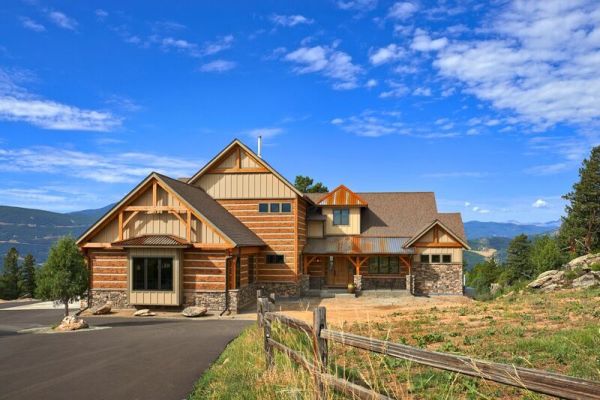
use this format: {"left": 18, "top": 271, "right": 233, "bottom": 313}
{"left": 0, "top": 308, "right": 250, "bottom": 400}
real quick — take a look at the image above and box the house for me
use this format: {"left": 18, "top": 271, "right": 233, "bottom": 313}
{"left": 77, "top": 139, "right": 469, "bottom": 312}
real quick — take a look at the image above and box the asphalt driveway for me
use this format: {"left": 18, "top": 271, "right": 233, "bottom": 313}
{"left": 0, "top": 307, "right": 250, "bottom": 400}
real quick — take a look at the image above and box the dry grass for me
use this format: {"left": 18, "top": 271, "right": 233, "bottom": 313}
{"left": 190, "top": 289, "right": 600, "bottom": 399}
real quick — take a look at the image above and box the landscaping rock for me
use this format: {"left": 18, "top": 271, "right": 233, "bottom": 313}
{"left": 55, "top": 315, "right": 88, "bottom": 331}
{"left": 490, "top": 283, "right": 502, "bottom": 296}
{"left": 133, "top": 309, "right": 156, "bottom": 317}
{"left": 182, "top": 306, "right": 207, "bottom": 318}
{"left": 91, "top": 301, "right": 112, "bottom": 315}
{"left": 564, "top": 253, "right": 600, "bottom": 270}
{"left": 572, "top": 272, "right": 600, "bottom": 289}
{"left": 527, "top": 270, "right": 565, "bottom": 289}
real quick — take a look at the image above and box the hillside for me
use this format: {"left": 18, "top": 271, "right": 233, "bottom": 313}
{"left": 0, "top": 204, "right": 113, "bottom": 263}
{"left": 464, "top": 220, "right": 560, "bottom": 239}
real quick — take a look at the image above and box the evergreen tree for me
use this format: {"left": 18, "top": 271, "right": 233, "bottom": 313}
{"left": 1, "top": 247, "right": 21, "bottom": 300}
{"left": 529, "top": 236, "right": 565, "bottom": 276}
{"left": 502, "top": 234, "right": 532, "bottom": 284}
{"left": 467, "top": 259, "right": 501, "bottom": 296}
{"left": 294, "top": 175, "right": 329, "bottom": 193}
{"left": 36, "top": 237, "right": 88, "bottom": 316}
{"left": 560, "top": 145, "right": 600, "bottom": 255}
{"left": 20, "top": 254, "right": 37, "bottom": 298}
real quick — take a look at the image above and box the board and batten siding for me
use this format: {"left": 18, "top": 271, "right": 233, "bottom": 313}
{"left": 194, "top": 173, "right": 296, "bottom": 199}
{"left": 128, "top": 248, "right": 181, "bottom": 306}
{"left": 308, "top": 220, "right": 324, "bottom": 238}
{"left": 217, "top": 199, "right": 296, "bottom": 282}
{"left": 89, "top": 250, "right": 128, "bottom": 290}
{"left": 89, "top": 184, "right": 225, "bottom": 244}
{"left": 322, "top": 207, "right": 361, "bottom": 235}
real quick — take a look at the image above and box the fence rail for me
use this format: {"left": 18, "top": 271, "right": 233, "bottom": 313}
{"left": 257, "top": 291, "right": 600, "bottom": 400}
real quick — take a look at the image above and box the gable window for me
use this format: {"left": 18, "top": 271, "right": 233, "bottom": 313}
{"left": 132, "top": 258, "right": 173, "bottom": 291}
{"left": 333, "top": 208, "right": 350, "bottom": 225}
{"left": 442, "top": 254, "right": 452, "bottom": 263}
{"left": 258, "top": 202, "right": 292, "bottom": 213}
{"left": 281, "top": 203, "right": 292, "bottom": 213}
{"left": 368, "top": 257, "right": 400, "bottom": 274}
{"left": 431, "top": 254, "right": 441, "bottom": 263}
{"left": 270, "top": 203, "right": 280, "bottom": 213}
{"left": 420, "top": 254, "right": 430, "bottom": 263}
{"left": 258, "top": 203, "right": 269, "bottom": 213}
{"left": 266, "top": 254, "right": 285, "bottom": 264}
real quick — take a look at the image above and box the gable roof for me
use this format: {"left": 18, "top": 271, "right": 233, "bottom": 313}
{"left": 77, "top": 172, "right": 264, "bottom": 247}
{"left": 404, "top": 218, "right": 470, "bottom": 249}
{"left": 186, "top": 139, "right": 308, "bottom": 200}
{"left": 316, "top": 185, "right": 368, "bottom": 207}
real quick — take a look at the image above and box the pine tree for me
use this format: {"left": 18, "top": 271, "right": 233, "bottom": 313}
{"left": 36, "top": 237, "right": 88, "bottom": 316}
{"left": 20, "top": 254, "right": 37, "bottom": 298}
{"left": 560, "top": 146, "right": 600, "bottom": 255}
{"left": 529, "top": 236, "right": 565, "bottom": 276}
{"left": 1, "top": 247, "right": 21, "bottom": 300}
{"left": 294, "top": 175, "right": 329, "bottom": 193}
{"left": 502, "top": 234, "right": 532, "bottom": 284}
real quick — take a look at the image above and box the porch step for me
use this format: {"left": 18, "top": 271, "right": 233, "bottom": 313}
{"left": 305, "top": 289, "right": 355, "bottom": 298}
{"left": 360, "top": 290, "right": 411, "bottom": 298}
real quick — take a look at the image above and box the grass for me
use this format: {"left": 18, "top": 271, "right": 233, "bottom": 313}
{"left": 189, "top": 288, "right": 600, "bottom": 399}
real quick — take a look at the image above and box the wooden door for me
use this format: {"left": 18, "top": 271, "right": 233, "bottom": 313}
{"left": 327, "top": 257, "right": 352, "bottom": 287}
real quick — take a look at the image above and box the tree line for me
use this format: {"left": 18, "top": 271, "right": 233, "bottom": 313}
{"left": 467, "top": 145, "right": 600, "bottom": 298}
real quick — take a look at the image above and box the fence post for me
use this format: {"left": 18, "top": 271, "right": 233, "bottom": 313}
{"left": 312, "top": 306, "right": 328, "bottom": 398}
{"left": 257, "top": 289, "right": 265, "bottom": 327}
{"left": 259, "top": 297, "right": 274, "bottom": 369}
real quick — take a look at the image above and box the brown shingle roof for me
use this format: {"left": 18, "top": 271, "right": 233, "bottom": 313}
{"left": 437, "top": 213, "right": 467, "bottom": 243}
{"left": 156, "top": 173, "right": 265, "bottom": 247}
{"left": 113, "top": 235, "right": 190, "bottom": 247}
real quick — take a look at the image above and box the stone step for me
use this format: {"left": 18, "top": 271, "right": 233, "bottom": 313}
{"left": 360, "top": 290, "right": 411, "bottom": 298}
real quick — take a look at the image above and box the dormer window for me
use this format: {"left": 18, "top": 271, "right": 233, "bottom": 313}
{"left": 333, "top": 208, "right": 349, "bottom": 225}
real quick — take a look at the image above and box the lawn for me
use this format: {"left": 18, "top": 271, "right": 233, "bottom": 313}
{"left": 189, "top": 288, "right": 600, "bottom": 399}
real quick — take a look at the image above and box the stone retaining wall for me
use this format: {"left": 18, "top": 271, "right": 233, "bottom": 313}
{"left": 412, "top": 263, "right": 463, "bottom": 295}
{"left": 88, "top": 289, "right": 130, "bottom": 309}
{"left": 361, "top": 276, "right": 406, "bottom": 290}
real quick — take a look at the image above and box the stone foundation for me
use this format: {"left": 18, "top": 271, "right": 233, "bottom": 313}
{"left": 256, "top": 281, "right": 301, "bottom": 298}
{"left": 299, "top": 275, "right": 310, "bottom": 296}
{"left": 353, "top": 275, "right": 362, "bottom": 295}
{"left": 413, "top": 263, "right": 463, "bottom": 295}
{"left": 361, "top": 276, "right": 406, "bottom": 290}
{"left": 88, "top": 289, "right": 130, "bottom": 309}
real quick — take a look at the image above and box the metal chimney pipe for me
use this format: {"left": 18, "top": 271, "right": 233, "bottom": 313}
{"left": 258, "top": 135, "right": 262, "bottom": 158}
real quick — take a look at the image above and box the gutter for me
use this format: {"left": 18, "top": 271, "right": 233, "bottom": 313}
{"left": 220, "top": 254, "right": 233, "bottom": 316}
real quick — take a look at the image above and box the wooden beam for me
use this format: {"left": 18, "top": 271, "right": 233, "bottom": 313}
{"left": 169, "top": 210, "right": 186, "bottom": 225}
{"left": 207, "top": 167, "right": 268, "bottom": 174}
{"left": 152, "top": 182, "right": 157, "bottom": 206}
{"left": 413, "top": 242, "right": 463, "bottom": 248}
{"left": 191, "top": 243, "right": 234, "bottom": 250}
{"left": 123, "top": 211, "right": 139, "bottom": 229}
{"left": 239, "top": 246, "right": 263, "bottom": 255}
{"left": 124, "top": 206, "right": 188, "bottom": 212}
{"left": 186, "top": 210, "right": 191, "bottom": 242}
{"left": 399, "top": 256, "right": 411, "bottom": 269}
{"left": 118, "top": 212, "right": 123, "bottom": 241}
{"left": 81, "top": 243, "right": 116, "bottom": 248}
{"left": 237, "top": 148, "right": 241, "bottom": 169}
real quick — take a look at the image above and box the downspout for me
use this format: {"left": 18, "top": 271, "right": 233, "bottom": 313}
{"left": 220, "top": 254, "right": 233, "bottom": 316}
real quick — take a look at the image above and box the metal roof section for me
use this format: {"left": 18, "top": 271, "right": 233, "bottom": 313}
{"left": 304, "top": 237, "right": 415, "bottom": 255}
{"left": 316, "top": 185, "right": 369, "bottom": 207}
{"left": 112, "top": 235, "right": 191, "bottom": 248}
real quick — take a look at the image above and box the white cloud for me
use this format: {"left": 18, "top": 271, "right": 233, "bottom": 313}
{"left": 201, "top": 35, "right": 234, "bottom": 56}
{"left": 336, "top": 0, "right": 377, "bottom": 12}
{"left": 411, "top": 29, "right": 448, "bottom": 51}
{"left": 433, "top": 0, "right": 600, "bottom": 128}
{"left": 270, "top": 15, "right": 313, "bottom": 27}
{"left": 331, "top": 118, "right": 344, "bottom": 125}
{"left": 284, "top": 44, "right": 362, "bottom": 90}
{"left": 388, "top": 2, "right": 419, "bottom": 20}
{"left": 369, "top": 44, "right": 405, "bottom": 66}
{"left": 379, "top": 81, "right": 409, "bottom": 98}
{"left": 95, "top": 9, "right": 109, "bottom": 19}
{"left": 48, "top": 11, "right": 78, "bottom": 30}
{"left": 20, "top": 17, "right": 46, "bottom": 32}
{"left": 198, "top": 59, "right": 236, "bottom": 73}
{"left": 365, "top": 79, "right": 378, "bottom": 88}
{"left": 464, "top": 201, "right": 471, "bottom": 207}
{"left": 0, "top": 146, "right": 199, "bottom": 184}
{"left": 244, "top": 128, "right": 283, "bottom": 139}
{"left": 330, "top": 110, "right": 405, "bottom": 137}
{"left": 532, "top": 199, "right": 548, "bottom": 208}
{"left": 413, "top": 87, "right": 432, "bottom": 96}
{"left": 472, "top": 206, "right": 490, "bottom": 214}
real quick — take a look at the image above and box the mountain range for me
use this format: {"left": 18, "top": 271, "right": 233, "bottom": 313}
{"left": 0, "top": 204, "right": 560, "bottom": 265}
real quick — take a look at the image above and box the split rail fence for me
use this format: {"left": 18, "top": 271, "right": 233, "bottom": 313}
{"left": 256, "top": 291, "right": 600, "bottom": 400}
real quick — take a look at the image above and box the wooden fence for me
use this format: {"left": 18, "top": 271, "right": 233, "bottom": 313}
{"left": 257, "top": 292, "right": 600, "bottom": 400}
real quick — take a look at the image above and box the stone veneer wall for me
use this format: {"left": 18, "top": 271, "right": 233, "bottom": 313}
{"left": 257, "top": 281, "right": 301, "bottom": 298}
{"left": 88, "top": 289, "right": 131, "bottom": 309}
{"left": 412, "top": 263, "right": 463, "bottom": 295}
{"left": 361, "top": 277, "right": 407, "bottom": 290}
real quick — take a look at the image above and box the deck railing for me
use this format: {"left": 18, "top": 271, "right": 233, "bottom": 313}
{"left": 256, "top": 291, "right": 600, "bottom": 400}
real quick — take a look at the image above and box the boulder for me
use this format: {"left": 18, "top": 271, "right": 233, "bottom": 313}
{"left": 182, "top": 306, "right": 207, "bottom": 318}
{"left": 91, "top": 301, "right": 112, "bottom": 315}
{"left": 572, "top": 273, "right": 600, "bottom": 289}
{"left": 564, "top": 253, "right": 600, "bottom": 270}
{"left": 528, "top": 270, "right": 564, "bottom": 289}
{"left": 490, "top": 283, "right": 502, "bottom": 296}
{"left": 55, "top": 315, "right": 88, "bottom": 331}
{"left": 133, "top": 308, "right": 156, "bottom": 317}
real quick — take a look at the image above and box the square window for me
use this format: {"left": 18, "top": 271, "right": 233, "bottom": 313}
{"left": 258, "top": 203, "right": 269, "bottom": 213}
{"left": 442, "top": 254, "right": 452, "bottom": 263}
{"left": 369, "top": 257, "right": 379, "bottom": 274}
{"left": 281, "top": 202, "right": 292, "bottom": 213}
{"left": 270, "top": 203, "right": 280, "bottom": 213}
{"left": 266, "top": 254, "right": 284, "bottom": 264}
{"left": 333, "top": 208, "right": 350, "bottom": 225}
{"left": 379, "top": 257, "right": 390, "bottom": 274}
{"left": 431, "top": 254, "right": 441, "bottom": 263}
{"left": 389, "top": 257, "right": 400, "bottom": 274}
{"left": 420, "top": 254, "right": 430, "bottom": 263}
{"left": 160, "top": 258, "right": 173, "bottom": 291}
{"left": 132, "top": 257, "right": 173, "bottom": 291}
{"left": 133, "top": 258, "right": 145, "bottom": 290}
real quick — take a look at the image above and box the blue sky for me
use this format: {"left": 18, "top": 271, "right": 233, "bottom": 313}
{"left": 0, "top": 0, "right": 599, "bottom": 222}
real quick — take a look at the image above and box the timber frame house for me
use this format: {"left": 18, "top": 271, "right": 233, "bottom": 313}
{"left": 77, "top": 139, "right": 469, "bottom": 312}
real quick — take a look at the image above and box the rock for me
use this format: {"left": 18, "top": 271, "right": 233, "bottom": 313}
{"left": 572, "top": 273, "right": 600, "bottom": 289}
{"left": 490, "top": 283, "right": 502, "bottom": 296}
{"left": 133, "top": 308, "right": 156, "bottom": 317}
{"left": 182, "top": 306, "right": 207, "bottom": 318}
{"left": 528, "top": 270, "right": 564, "bottom": 289}
{"left": 55, "top": 315, "right": 88, "bottom": 331}
{"left": 91, "top": 301, "right": 112, "bottom": 315}
{"left": 540, "top": 283, "right": 559, "bottom": 293}
{"left": 564, "top": 253, "right": 600, "bottom": 270}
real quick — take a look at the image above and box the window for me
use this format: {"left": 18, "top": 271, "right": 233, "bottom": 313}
{"left": 132, "top": 258, "right": 173, "bottom": 291}
{"left": 368, "top": 257, "right": 400, "bottom": 274}
{"left": 248, "top": 256, "right": 255, "bottom": 284}
{"left": 442, "top": 254, "right": 452, "bottom": 263}
{"left": 420, "top": 254, "right": 430, "bottom": 263}
{"left": 258, "top": 202, "right": 292, "bottom": 213}
{"left": 431, "top": 254, "right": 441, "bottom": 263}
{"left": 266, "top": 254, "right": 285, "bottom": 264}
{"left": 333, "top": 208, "right": 350, "bottom": 225}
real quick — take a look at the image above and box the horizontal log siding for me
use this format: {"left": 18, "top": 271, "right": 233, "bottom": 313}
{"left": 89, "top": 250, "right": 128, "bottom": 290}
{"left": 218, "top": 199, "right": 297, "bottom": 283}
{"left": 297, "top": 198, "right": 307, "bottom": 275}
{"left": 183, "top": 250, "right": 228, "bottom": 292}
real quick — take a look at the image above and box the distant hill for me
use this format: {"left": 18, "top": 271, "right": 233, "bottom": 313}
{"left": 464, "top": 220, "right": 560, "bottom": 239}
{"left": 0, "top": 204, "right": 113, "bottom": 264}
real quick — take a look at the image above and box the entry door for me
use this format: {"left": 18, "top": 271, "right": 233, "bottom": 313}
{"left": 327, "top": 257, "right": 352, "bottom": 287}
